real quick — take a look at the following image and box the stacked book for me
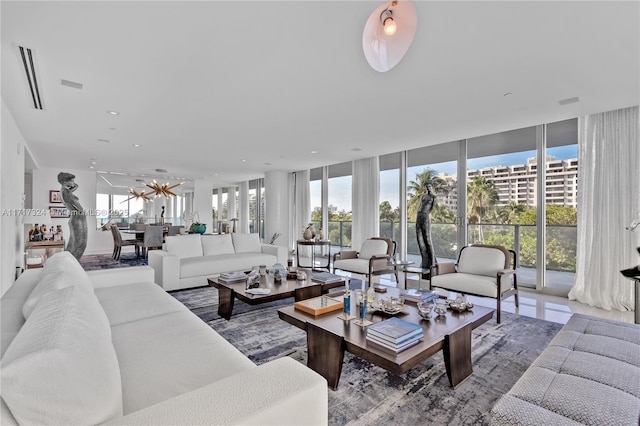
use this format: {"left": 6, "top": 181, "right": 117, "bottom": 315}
{"left": 311, "top": 272, "right": 344, "bottom": 284}
{"left": 400, "top": 288, "right": 440, "bottom": 304}
{"left": 218, "top": 271, "right": 247, "bottom": 283}
{"left": 366, "top": 317, "right": 424, "bottom": 353}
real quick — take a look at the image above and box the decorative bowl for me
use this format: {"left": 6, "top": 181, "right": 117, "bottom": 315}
{"left": 434, "top": 299, "right": 448, "bottom": 316}
{"left": 417, "top": 301, "right": 434, "bottom": 319}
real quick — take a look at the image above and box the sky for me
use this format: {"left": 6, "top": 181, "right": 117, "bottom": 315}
{"left": 312, "top": 145, "right": 578, "bottom": 212}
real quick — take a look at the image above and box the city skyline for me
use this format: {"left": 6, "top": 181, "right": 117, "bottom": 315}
{"left": 313, "top": 145, "right": 578, "bottom": 212}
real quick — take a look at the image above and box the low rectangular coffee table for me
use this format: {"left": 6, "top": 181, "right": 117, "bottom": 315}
{"left": 278, "top": 289, "right": 493, "bottom": 390}
{"left": 208, "top": 274, "right": 346, "bottom": 320}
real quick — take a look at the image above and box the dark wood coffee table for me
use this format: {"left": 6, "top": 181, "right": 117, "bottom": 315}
{"left": 208, "top": 273, "right": 346, "bottom": 320}
{"left": 277, "top": 288, "right": 493, "bottom": 390}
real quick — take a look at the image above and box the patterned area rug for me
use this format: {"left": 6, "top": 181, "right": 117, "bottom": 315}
{"left": 170, "top": 286, "right": 563, "bottom": 426}
{"left": 79, "top": 253, "right": 148, "bottom": 271}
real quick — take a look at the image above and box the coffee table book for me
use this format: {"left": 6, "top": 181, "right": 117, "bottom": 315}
{"left": 366, "top": 335, "right": 422, "bottom": 354}
{"left": 294, "top": 296, "right": 343, "bottom": 316}
{"left": 366, "top": 317, "right": 423, "bottom": 343}
{"left": 311, "top": 272, "right": 344, "bottom": 284}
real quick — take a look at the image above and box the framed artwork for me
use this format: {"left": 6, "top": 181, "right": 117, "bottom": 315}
{"left": 49, "top": 206, "right": 70, "bottom": 218}
{"left": 49, "top": 190, "right": 62, "bottom": 203}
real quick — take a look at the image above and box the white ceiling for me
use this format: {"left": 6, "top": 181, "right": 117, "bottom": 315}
{"left": 2, "top": 1, "right": 638, "bottom": 193}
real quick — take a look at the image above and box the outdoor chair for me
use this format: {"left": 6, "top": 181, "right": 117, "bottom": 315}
{"left": 429, "top": 244, "right": 519, "bottom": 323}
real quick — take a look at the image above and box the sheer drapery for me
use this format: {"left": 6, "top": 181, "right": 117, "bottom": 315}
{"left": 288, "top": 170, "right": 310, "bottom": 255}
{"left": 351, "top": 157, "right": 380, "bottom": 250}
{"left": 569, "top": 106, "right": 640, "bottom": 311}
{"left": 238, "top": 181, "right": 250, "bottom": 234}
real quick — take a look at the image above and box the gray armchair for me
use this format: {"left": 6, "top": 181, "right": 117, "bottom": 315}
{"left": 429, "top": 244, "right": 519, "bottom": 323}
{"left": 332, "top": 239, "right": 395, "bottom": 285}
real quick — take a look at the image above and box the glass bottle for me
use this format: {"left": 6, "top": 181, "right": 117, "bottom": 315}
{"left": 367, "top": 282, "right": 376, "bottom": 304}
{"left": 343, "top": 281, "right": 351, "bottom": 316}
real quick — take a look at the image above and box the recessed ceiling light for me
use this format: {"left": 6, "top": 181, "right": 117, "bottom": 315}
{"left": 90, "top": 161, "right": 96, "bottom": 165}
{"left": 132, "top": 144, "right": 141, "bottom": 148}
{"left": 89, "top": 166, "right": 94, "bottom": 169}
{"left": 310, "top": 150, "right": 318, "bottom": 154}
{"left": 97, "top": 139, "right": 110, "bottom": 143}
{"left": 241, "top": 159, "right": 246, "bottom": 162}
{"left": 109, "top": 127, "right": 116, "bottom": 131}
{"left": 107, "top": 110, "right": 119, "bottom": 115}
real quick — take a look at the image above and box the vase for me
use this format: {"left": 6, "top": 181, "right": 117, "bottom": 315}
{"left": 192, "top": 224, "right": 206, "bottom": 234}
{"left": 303, "top": 228, "right": 313, "bottom": 240}
{"left": 308, "top": 224, "right": 316, "bottom": 238}
{"left": 318, "top": 229, "right": 324, "bottom": 240}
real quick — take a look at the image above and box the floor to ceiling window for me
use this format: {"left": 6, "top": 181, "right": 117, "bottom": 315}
{"left": 310, "top": 167, "right": 322, "bottom": 232}
{"left": 406, "top": 142, "right": 459, "bottom": 265}
{"left": 328, "top": 162, "right": 352, "bottom": 249}
{"left": 467, "top": 126, "right": 538, "bottom": 286}
{"left": 545, "top": 119, "right": 578, "bottom": 292}
{"left": 380, "top": 153, "right": 401, "bottom": 252}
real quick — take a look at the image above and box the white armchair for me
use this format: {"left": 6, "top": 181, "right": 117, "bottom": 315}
{"left": 429, "top": 244, "right": 519, "bottom": 323}
{"left": 332, "top": 239, "right": 394, "bottom": 284}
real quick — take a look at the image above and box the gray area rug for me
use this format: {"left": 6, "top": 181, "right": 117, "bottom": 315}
{"left": 171, "top": 285, "right": 563, "bottom": 426}
{"left": 80, "top": 253, "right": 148, "bottom": 271}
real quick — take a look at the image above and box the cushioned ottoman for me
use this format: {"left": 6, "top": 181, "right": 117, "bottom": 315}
{"left": 490, "top": 313, "right": 640, "bottom": 425}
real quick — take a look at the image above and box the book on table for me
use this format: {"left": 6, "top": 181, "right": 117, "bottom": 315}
{"left": 366, "top": 334, "right": 422, "bottom": 354}
{"left": 218, "top": 271, "right": 247, "bottom": 282}
{"left": 400, "top": 288, "right": 439, "bottom": 303}
{"left": 311, "top": 272, "right": 344, "bottom": 284}
{"left": 366, "top": 317, "right": 424, "bottom": 344}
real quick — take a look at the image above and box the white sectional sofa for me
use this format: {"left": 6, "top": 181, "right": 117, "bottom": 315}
{"left": 149, "top": 233, "right": 288, "bottom": 291}
{"left": 0, "top": 252, "right": 328, "bottom": 425}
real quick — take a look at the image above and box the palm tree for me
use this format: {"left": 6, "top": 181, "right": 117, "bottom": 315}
{"left": 467, "top": 176, "right": 499, "bottom": 241}
{"left": 496, "top": 201, "right": 526, "bottom": 224}
{"left": 407, "top": 169, "right": 449, "bottom": 221}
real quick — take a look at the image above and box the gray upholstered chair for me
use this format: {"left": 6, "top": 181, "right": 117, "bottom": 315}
{"left": 110, "top": 224, "right": 138, "bottom": 260}
{"left": 332, "top": 238, "right": 395, "bottom": 285}
{"left": 136, "top": 225, "right": 164, "bottom": 258}
{"left": 430, "top": 244, "right": 519, "bottom": 323}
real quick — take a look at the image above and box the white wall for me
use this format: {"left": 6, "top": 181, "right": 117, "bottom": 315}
{"left": 31, "top": 167, "right": 112, "bottom": 256}
{"left": 1, "top": 99, "right": 26, "bottom": 296}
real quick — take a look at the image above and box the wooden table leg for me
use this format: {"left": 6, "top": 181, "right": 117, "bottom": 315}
{"left": 307, "top": 322, "right": 345, "bottom": 390}
{"left": 443, "top": 322, "right": 473, "bottom": 388}
{"left": 217, "top": 286, "right": 235, "bottom": 320}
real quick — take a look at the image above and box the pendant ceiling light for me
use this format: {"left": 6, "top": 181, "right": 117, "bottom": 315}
{"left": 363, "top": 0, "right": 417, "bottom": 72}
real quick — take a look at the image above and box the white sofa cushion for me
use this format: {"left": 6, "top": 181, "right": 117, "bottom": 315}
{"left": 232, "top": 233, "right": 262, "bottom": 254}
{"left": 180, "top": 253, "right": 277, "bottom": 279}
{"left": 1, "top": 285, "right": 123, "bottom": 425}
{"left": 111, "top": 310, "right": 255, "bottom": 414}
{"left": 358, "top": 239, "right": 388, "bottom": 260}
{"left": 95, "top": 281, "right": 185, "bottom": 326}
{"left": 457, "top": 246, "right": 506, "bottom": 277}
{"left": 22, "top": 251, "right": 93, "bottom": 319}
{"left": 165, "top": 234, "right": 203, "bottom": 259}
{"left": 202, "top": 234, "right": 235, "bottom": 256}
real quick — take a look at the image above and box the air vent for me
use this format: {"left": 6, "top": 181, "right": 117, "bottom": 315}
{"left": 61, "top": 79, "right": 83, "bottom": 90}
{"left": 558, "top": 97, "right": 579, "bottom": 106}
{"left": 19, "top": 46, "right": 43, "bottom": 109}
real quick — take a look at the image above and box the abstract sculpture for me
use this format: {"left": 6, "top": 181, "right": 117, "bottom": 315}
{"left": 58, "top": 172, "right": 87, "bottom": 260}
{"left": 416, "top": 180, "right": 436, "bottom": 277}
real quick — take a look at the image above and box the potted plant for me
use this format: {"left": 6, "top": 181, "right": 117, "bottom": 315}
{"left": 190, "top": 212, "right": 206, "bottom": 234}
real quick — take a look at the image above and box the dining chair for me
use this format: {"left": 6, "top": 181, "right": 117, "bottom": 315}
{"left": 167, "top": 226, "right": 184, "bottom": 236}
{"left": 137, "top": 225, "right": 164, "bottom": 258}
{"left": 110, "top": 224, "right": 138, "bottom": 260}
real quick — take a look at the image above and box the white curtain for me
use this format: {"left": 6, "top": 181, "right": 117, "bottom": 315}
{"left": 288, "top": 171, "right": 310, "bottom": 254}
{"left": 569, "top": 106, "right": 640, "bottom": 311}
{"left": 351, "top": 157, "right": 380, "bottom": 250}
{"left": 238, "top": 181, "right": 249, "bottom": 233}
